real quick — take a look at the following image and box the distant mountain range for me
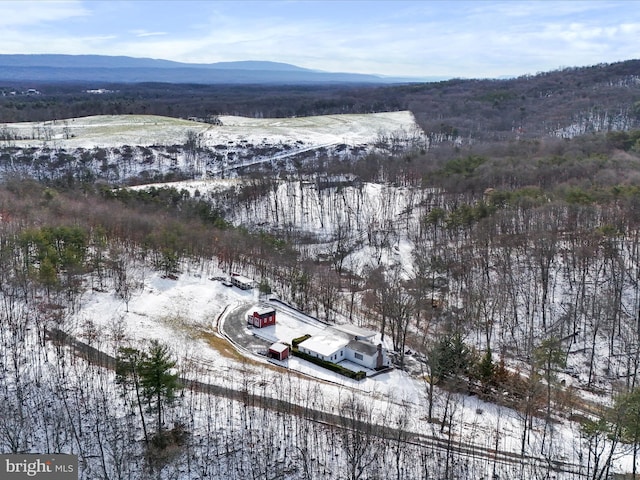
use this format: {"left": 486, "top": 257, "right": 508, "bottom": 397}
{"left": 0, "top": 54, "right": 438, "bottom": 85}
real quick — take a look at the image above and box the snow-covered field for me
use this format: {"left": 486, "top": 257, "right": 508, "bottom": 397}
{"left": 3, "top": 111, "right": 421, "bottom": 149}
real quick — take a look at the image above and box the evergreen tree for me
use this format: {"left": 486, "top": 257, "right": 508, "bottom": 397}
{"left": 477, "top": 347, "right": 495, "bottom": 390}
{"left": 533, "top": 337, "right": 566, "bottom": 454}
{"left": 616, "top": 388, "right": 640, "bottom": 476}
{"left": 431, "top": 332, "right": 471, "bottom": 383}
{"left": 139, "top": 340, "right": 181, "bottom": 439}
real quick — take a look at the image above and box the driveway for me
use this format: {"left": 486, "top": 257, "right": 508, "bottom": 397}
{"left": 221, "top": 302, "right": 272, "bottom": 355}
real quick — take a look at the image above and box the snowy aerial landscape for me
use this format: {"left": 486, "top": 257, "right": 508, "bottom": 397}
{"left": 2, "top": 55, "right": 640, "bottom": 480}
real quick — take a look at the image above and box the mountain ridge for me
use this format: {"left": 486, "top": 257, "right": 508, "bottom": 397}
{"left": 0, "top": 54, "right": 434, "bottom": 84}
{"left": 0, "top": 54, "right": 311, "bottom": 71}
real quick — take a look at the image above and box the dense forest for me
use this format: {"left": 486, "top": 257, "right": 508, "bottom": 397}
{"left": 1, "top": 59, "right": 640, "bottom": 479}
{"left": 2, "top": 59, "right": 639, "bottom": 141}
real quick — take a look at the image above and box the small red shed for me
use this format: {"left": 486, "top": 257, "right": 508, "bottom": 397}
{"left": 248, "top": 307, "right": 276, "bottom": 328}
{"left": 269, "top": 342, "right": 290, "bottom": 361}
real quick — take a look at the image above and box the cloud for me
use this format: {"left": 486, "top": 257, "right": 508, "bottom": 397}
{"left": 131, "top": 30, "right": 168, "bottom": 38}
{"left": 0, "top": 0, "right": 89, "bottom": 27}
{"left": 0, "top": 0, "right": 636, "bottom": 78}
{"left": 0, "top": 30, "right": 118, "bottom": 56}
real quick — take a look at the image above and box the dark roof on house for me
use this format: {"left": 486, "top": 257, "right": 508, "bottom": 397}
{"left": 347, "top": 340, "right": 379, "bottom": 356}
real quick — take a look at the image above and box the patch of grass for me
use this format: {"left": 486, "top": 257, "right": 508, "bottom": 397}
{"left": 197, "top": 329, "right": 260, "bottom": 365}
{"left": 158, "top": 312, "right": 197, "bottom": 339}
{"left": 156, "top": 312, "right": 259, "bottom": 364}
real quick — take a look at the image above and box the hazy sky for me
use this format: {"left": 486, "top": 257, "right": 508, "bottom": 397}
{"left": 1, "top": 0, "right": 638, "bottom": 79}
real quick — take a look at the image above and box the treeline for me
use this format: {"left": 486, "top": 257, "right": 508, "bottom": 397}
{"left": 378, "top": 128, "right": 640, "bottom": 193}
{"left": 1, "top": 59, "right": 638, "bottom": 142}
{"left": 290, "top": 128, "right": 640, "bottom": 192}
{"left": 0, "top": 82, "right": 403, "bottom": 123}
{"left": 0, "top": 179, "right": 297, "bottom": 298}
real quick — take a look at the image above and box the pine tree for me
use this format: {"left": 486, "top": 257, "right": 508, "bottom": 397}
{"left": 616, "top": 388, "right": 640, "bottom": 476}
{"left": 533, "top": 337, "right": 566, "bottom": 454}
{"left": 477, "top": 347, "right": 495, "bottom": 390}
{"left": 139, "top": 340, "right": 181, "bottom": 439}
{"left": 431, "top": 332, "right": 471, "bottom": 383}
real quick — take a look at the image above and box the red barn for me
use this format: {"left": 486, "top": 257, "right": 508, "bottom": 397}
{"left": 247, "top": 307, "right": 276, "bottom": 328}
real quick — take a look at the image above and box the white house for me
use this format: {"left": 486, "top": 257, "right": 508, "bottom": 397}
{"left": 297, "top": 325, "right": 390, "bottom": 371}
{"left": 297, "top": 328, "right": 350, "bottom": 363}
{"left": 345, "top": 340, "right": 387, "bottom": 370}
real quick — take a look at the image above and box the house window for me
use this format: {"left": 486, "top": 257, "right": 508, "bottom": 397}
{"left": 341, "top": 351, "right": 343, "bottom": 357}
{"left": 354, "top": 352, "right": 363, "bottom": 361}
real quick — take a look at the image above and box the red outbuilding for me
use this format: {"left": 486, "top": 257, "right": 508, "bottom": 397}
{"left": 247, "top": 307, "right": 276, "bottom": 328}
{"left": 268, "top": 342, "right": 290, "bottom": 361}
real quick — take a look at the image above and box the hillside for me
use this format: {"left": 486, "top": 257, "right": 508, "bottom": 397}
{"left": 0, "top": 112, "right": 422, "bottom": 186}
{"left": 406, "top": 59, "right": 640, "bottom": 141}
{"left": 1, "top": 111, "right": 419, "bottom": 149}
{"left": 2, "top": 62, "right": 640, "bottom": 479}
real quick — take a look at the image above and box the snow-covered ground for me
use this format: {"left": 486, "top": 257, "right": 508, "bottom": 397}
{"left": 2, "top": 109, "right": 636, "bottom": 476}
{"left": 3, "top": 111, "right": 421, "bottom": 149}
{"left": 246, "top": 303, "right": 326, "bottom": 345}
{"left": 77, "top": 265, "right": 404, "bottom": 392}
{"left": 67, "top": 262, "right": 623, "bottom": 477}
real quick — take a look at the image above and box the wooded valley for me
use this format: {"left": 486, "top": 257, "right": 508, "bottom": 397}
{"left": 1, "top": 59, "right": 640, "bottom": 479}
